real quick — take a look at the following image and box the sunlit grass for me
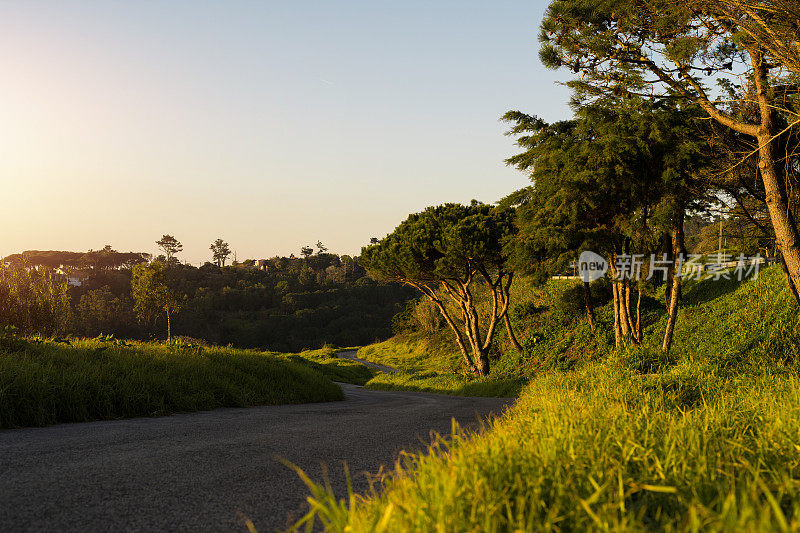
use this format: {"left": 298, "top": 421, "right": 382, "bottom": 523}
{"left": 293, "top": 363, "right": 800, "bottom": 531}
{"left": 290, "top": 266, "right": 800, "bottom": 531}
{"left": 274, "top": 346, "right": 376, "bottom": 385}
{"left": 356, "top": 333, "right": 461, "bottom": 372}
{"left": 365, "top": 370, "right": 524, "bottom": 397}
{"left": 0, "top": 337, "right": 344, "bottom": 428}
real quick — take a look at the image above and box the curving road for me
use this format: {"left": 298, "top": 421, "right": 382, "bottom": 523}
{"left": 0, "top": 377, "right": 513, "bottom": 532}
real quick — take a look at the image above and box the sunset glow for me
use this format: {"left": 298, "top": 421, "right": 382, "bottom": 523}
{"left": 1, "top": 1, "right": 570, "bottom": 263}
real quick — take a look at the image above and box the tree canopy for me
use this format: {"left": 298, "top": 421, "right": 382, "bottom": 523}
{"left": 156, "top": 235, "right": 183, "bottom": 263}
{"left": 360, "top": 202, "right": 519, "bottom": 375}
{"left": 209, "top": 239, "right": 231, "bottom": 267}
{"left": 540, "top": 0, "right": 800, "bottom": 303}
{"left": 503, "top": 96, "right": 709, "bottom": 348}
{"left": 131, "top": 261, "right": 183, "bottom": 341}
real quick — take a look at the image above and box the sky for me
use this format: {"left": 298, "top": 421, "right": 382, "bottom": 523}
{"left": 0, "top": 1, "right": 572, "bottom": 264}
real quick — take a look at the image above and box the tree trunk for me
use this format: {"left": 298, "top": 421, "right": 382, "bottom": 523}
{"left": 663, "top": 230, "right": 674, "bottom": 307}
{"left": 414, "top": 283, "right": 478, "bottom": 374}
{"left": 779, "top": 251, "right": 800, "bottom": 305}
{"left": 582, "top": 281, "right": 596, "bottom": 333}
{"left": 166, "top": 310, "right": 171, "bottom": 342}
{"left": 612, "top": 270, "right": 622, "bottom": 347}
{"left": 760, "top": 137, "right": 800, "bottom": 306}
{"left": 662, "top": 274, "right": 681, "bottom": 353}
{"left": 503, "top": 313, "right": 523, "bottom": 351}
{"left": 624, "top": 280, "right": 639, "bottom": 344}
{"left": 688, "top": 48, "right": 800, "bottom": 306}
{"left": 435, "top": 300, "right": 477, "bottom": 374}
{"left": 474, "top": 348, "right": 491, "bottom": 376}
{"left": 466, "top": 302, "right": 491, "bottom": 376}
{"left": 634, "top": 287, "right": 642, "bottom": 343}
{"left": 619, "top": 281, "right": 631, "bottom": 339}
{"left": 662, "top": 210, "right": 685, "bottom": 352}
{"left": 750, "top": 52, "right": 800, "bottom": 306}
{"left": 498, "top": 272, "right": 523, "bottom": 351}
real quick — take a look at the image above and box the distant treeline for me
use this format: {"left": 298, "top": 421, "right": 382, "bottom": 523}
{"left": 0, "top": 251, "right": 415, "bottom": 352}
{"left": 4, "top": 247, "right": 150, "bottom": 270}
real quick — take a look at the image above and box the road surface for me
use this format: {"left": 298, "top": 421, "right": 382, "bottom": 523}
{"left": 0, "top": 382, "right": 512, "bottom": 532}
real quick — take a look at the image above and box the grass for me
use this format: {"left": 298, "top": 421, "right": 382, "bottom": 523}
{"left": 275, "top": 346, "right": 376, "bottom": 385}
{"left": 0, "top": 336, "right": 345, "bottom": 429}
{"left": 357, "top": 333, "right": 462, "bottom": 372}
{"left": 356, "top": 330, "right": 526, "bottom": 396}
{"left": 356, "top": 332, "right": 524, "bottom": 396}
{"left": 353, "top": 277, "right": 615, "bottom": 396}
{"left": 365, "top": 371, "right": 524, "bottom": 397}
{"left": 290, "top": 266, "right": 800, "bottom": 531}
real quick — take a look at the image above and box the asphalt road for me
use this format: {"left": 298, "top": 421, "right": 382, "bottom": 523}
{"left": 0, "top": 381, "right": 513, "bottom": 532}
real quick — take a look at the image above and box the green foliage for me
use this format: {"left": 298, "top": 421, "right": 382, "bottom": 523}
{"left": 360, "top": 202, "right": 519, "bottom": 375}
{"left": 664, "top": 267, "right": 800, "bottom": 371}
{"left": 9, "top": 248, "right": 414, "bottom": 352}
{"left": 165, "top": 336, "right": 205, "bottom": 355}
{"left": 502, "top": 97, "right": 708, "bottom": 278}
{"left": 0, "top": 339, "right": 344, "bottom": 429}
{"left": 155, "top": 234, "right": 183, "bottom": 262}
{"left": 93, "top": 332, "right": 130, "bottom": 347}
{"left": 391, "top": 297, "right": 443, "bottom": 335}
{"left": 297, "top": 362, "right": 800, "bottom": 531}
{"left": 0, "top": 325, "right": 26, "bottom": 352}
{"left": 509, "top": 301, "right": 544, "bottom": 321}
{"left": 77, "top": 286, "right": 133, "bottom": 337}
{"left": 360, "top": 202, "right": 515, "bottom": 285}
{"left": 131, "top": 261, "right": 183, "bottom": 338}
{"left": 0, "top": 261, "right": 71, "bottom": 336}
{"left": 3, "top": 249, "right": 148, "bottom": 270}
{"left": 355, "top": 331, "right": 527, "bottom": 396}
{"left": 616, "top": 345, "right": 679, "bottom": 374}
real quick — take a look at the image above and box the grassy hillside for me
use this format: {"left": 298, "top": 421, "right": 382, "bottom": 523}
{"left": 294, "top": 267, "right": 800, "bottom": 530}
{"left": 357, "top": 334, "right": 525, "bottom": 397}
{"left": 279, "top": 346, "right": 376, "bottom": 385}
{"left": 0, "top": 336, "right": 350, "bottom": 429}
{"left": 357, "top": 333, "right": 461, "bottom": 372}
{"left": 357, "top": 266, "right": 800, "bottom": 391}
{"left": 353, "top": 276, "right": 608, "bottom": 395}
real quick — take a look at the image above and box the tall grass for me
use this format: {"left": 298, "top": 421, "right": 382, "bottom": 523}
{"left": 291, "top": 267, "right": 800, "bottom": 531}
{"left": 0, "top": 337, "right": 344, "bottom": 428}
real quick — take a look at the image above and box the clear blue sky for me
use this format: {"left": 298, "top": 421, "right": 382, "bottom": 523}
{"left": 0, "top": 1, "right": 572, "bottom": 264}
